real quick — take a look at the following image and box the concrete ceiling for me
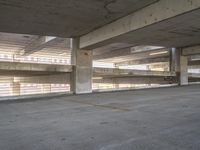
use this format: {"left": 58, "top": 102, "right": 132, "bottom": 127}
{"left": 96, "top": 49, "right": 169, "bottom": 63}
{"left": 120, "top": 9, "right": 200, "bottom": 48}
{"left": 88, "top": 8, "right": 200, "bottom": 49}
{"left": 0, "top": 0, "right": 158, "bottom": 37}
{"left": 93, "top": 43, "right": 133, "bottom": 55}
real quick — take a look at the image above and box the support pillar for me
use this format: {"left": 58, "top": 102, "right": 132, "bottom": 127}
{"left": 70, "top": 38, "right": 93, "bottom": 94}
{"left": 179, "top": 54, "right": 188, "bottom": 85}
{"left": 169, "top": 48, "right": 178, "bottom": 73}
{"left": 11, "top": 82, "right": 20, "bottom": 96}
{"left": 170, "top": 48, "right": 188, "bottom": 85}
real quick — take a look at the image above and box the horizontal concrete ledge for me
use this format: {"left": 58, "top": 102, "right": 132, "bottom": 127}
{"left": 1, "top": 83, "right": 199, "bottom": 102}
{"left": 0, "top": 61, "right": 72, "bottom": 74}
{"left": 93, "top": 84, "right": 178, "bottom": 93}
{"left": 93, "top": 48, "right": 169, "bottom": 61}
{"left": 0, "top": 91, "right": 73, "bottom": 103}
{"left": 93, "top": 67, "right": 175, "bottom": 77}
{"left": 115, "top": 56, "right": 169, "bottom": 66}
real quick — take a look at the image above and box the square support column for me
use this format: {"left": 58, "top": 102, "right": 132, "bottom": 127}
{"left": 179, "top": 55, "right": 188, "bottom": 85}
{"left": 70, "top": 38, "right": 93, "bottom": 94}
{"left": 170, "top": 48, "right": 188, "bottom": 85}
{"left": 169, "top": 48, "right": 178, "bottom": 73}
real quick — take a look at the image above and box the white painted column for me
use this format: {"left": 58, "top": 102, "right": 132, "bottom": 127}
{"left": 70, "top": 38, "right": 93, "bottom": 94}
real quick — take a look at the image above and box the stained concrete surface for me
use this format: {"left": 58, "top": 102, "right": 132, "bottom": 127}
{"left": 0, "top": 85, "right": 200, "bottom": 150}
{"left": 0, "top": 0, "right": 157, "bottom": 37}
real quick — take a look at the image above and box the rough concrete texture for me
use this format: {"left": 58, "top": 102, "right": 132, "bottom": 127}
{"left": 0, "top": 0, "right": 157, "bottom": 37}
{"left": 80, "top": 0, "right": 200, "bottom": 49}
{"left": 0, "top": 85, "right": 200, "bottom": 150}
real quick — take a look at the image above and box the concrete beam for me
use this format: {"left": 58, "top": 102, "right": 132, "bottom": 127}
{"left": 94, "top": 48, "right": 169, "bottom": 61}
{"left": 182, "top": 45, "right": 200, "bottom": 56}
{"left": 24, "top": 36, "right": 55, "bottom": 55}
{"left": 80, "top": 0, "right": 200, "bottom": 49}
{"left": 94, "top": 47, "right": 131, "bottom": 60}
{"left": 115, "top": 56, "right": 169, "bottom": 66}
{"left": 24, "top": 37, "right": 69, "bottom": 55}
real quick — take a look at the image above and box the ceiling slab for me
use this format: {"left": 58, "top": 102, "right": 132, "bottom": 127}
{"left": 87, "top": 9, "right": 200, "bottom": 50}
{"left": 80, "top": 0, "right": 200, "bottom": 49}
{"left": 0, "top": 0, "right": 158, "bottom": 37}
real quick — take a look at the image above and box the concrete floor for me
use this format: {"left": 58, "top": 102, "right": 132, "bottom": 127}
{"left": 0, "top": 85, "right": 200, "bottom": 150}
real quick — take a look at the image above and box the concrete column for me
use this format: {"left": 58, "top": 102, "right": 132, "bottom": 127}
{"left": 11, "top": 82, "right": 20, "bottom": 96}
{"left": 170, "top": 48, "right": 188, "bottom": 85}
{"left": 179, "top": 55, "right": 188, "bottom": 85}
{"left": 169, "top": 48, "right": 179, "bottom": 73}
{"left": 42, "top": 84, "right": 51, "bottom": 93}
{"left": 70, "top": 38, "right": 93, "bottom": 94}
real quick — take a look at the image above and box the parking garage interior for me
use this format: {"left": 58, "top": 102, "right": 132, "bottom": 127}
{"left": 0, "top": 0, "right": 200, "bottom": 149}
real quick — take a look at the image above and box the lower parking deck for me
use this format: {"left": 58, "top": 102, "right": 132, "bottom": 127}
{"left": 0, "top": 85, "right": 200, "bottom": 150}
